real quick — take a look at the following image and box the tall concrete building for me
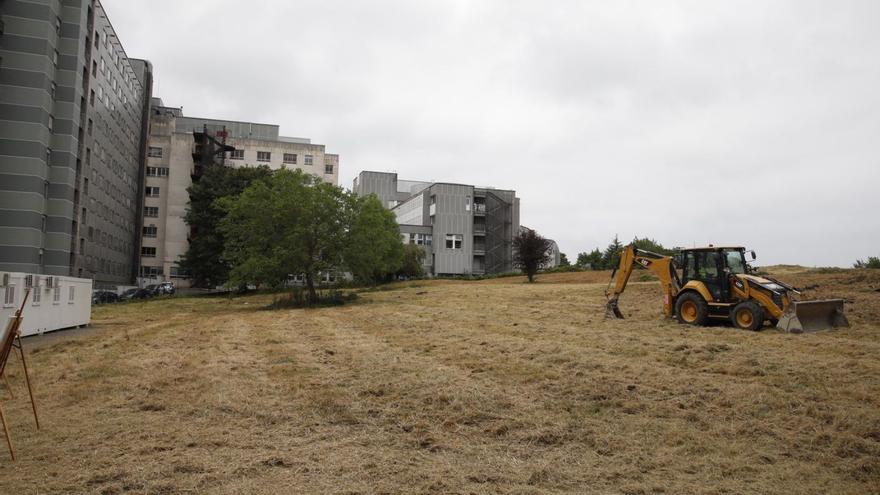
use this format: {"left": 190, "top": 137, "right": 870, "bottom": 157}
{"left": 0, "top": 0, "right": 151, "bottom": 286}
{"left": 140, "top": 99, "right": 340, "bottom": 285}
{"left": 353, "top": 171, "right": 519, "bottom": 276}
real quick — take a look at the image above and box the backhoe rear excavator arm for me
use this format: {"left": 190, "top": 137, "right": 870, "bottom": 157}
{"left": 605, "top": 245, "right": 681, "bottom": 319}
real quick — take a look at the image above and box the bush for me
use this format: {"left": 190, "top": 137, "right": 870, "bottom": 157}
{"left": 854, "top": 256, "right": 880, "bottom": 269}
{"left": 266, "top": 288, "right": 358, "bottom": 309}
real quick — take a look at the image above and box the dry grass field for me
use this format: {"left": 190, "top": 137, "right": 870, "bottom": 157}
{"left": 1, "top": 268, "right": 879, "bottom": 494}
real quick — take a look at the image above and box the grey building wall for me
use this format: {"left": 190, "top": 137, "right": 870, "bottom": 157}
{"left": 428, "top": 183, "right": 475, "bottom": 275}
{"left": 353, "top": 171, "right": 399, "bottom": 209}
{"left": 354, "top": 170, "right": 520, "bottom": 276}
{"left": 0, "top": 0, "right": 150, "bottom": 286}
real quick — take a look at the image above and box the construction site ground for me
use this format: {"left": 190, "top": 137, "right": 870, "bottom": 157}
{"left": 1, "top": 267, "right": 878, "bottom": 494}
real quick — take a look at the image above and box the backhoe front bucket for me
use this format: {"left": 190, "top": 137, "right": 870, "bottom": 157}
{"left": 776, "top": 299, "right": 849, "bottom": 333}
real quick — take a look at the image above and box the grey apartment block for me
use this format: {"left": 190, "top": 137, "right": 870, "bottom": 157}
{"left": 353, "top": 171, "right": 520, "bottom": 276}
{"left": 0, "top": 0, "right": 151, "bottom": 286}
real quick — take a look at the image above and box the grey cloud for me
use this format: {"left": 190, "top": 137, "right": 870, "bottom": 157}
{"left": 107, "top": 0, "right": 880, "bottom": 266}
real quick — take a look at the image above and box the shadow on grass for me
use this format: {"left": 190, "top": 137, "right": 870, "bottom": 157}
{"left": 262, "top": 289, "right": 360, "bottom": 310}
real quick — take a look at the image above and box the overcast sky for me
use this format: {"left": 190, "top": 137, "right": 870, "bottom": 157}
{"left": 108, "top": 0, "right": 879, "bottom": 267}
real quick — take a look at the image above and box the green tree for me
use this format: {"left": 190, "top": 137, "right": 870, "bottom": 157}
{"left": 179, "top": 164, "right": 272, "bottom": 287}
{"left": 601, "top": 235, "right": 624, "bottom": 270}
{"left": 220, "top": 169, "right": 348, "bottom": 303}
{"left": 513, "top": 228, "right": 553, "bottom": 282}
{"left": 345, "top": 194, "right": 404, "bottom": 284}
{"left": 576, "top": 249, "right": 603, "bottom": 270}
{"left": 631, "top": 236, "right": 676, "bottom": 256}
{"left": 559, "top": 253, "right": 571, "bottom": 267}
{"left": 398, "top": 244, "right": 426, "bottom": 278}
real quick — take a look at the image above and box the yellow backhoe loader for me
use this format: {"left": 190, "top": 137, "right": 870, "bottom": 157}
{"left": 604, "top": 244, "right": 849, "bottom": 332}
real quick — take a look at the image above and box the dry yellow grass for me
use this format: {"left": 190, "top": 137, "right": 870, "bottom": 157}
{"left": 0, "top": 268, "right": 878, "bottom": 494}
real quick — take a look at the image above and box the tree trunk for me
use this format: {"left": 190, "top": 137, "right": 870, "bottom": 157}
{"left": 305, "top": 273, "right": 317, "bottom": 304}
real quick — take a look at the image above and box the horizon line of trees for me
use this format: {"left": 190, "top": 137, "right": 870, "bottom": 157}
{"left": 571, "top": 235, "right": 679, "bottom": 271}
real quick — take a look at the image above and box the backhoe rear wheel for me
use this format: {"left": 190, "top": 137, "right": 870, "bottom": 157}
{"left": 731, "top": 301, "right": 764, "bottom": 331}
{"left": 675, "top": 293, "right": 708, "bottom": 326}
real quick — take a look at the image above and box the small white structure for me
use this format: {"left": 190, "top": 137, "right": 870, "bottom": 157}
{"left": 0, "top": 272, "right": 92, "bottom": 337}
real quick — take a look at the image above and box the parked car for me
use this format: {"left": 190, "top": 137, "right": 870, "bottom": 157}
{"left": 157, "top": 282, "right": 175, "bottom": 295}
{"left": 120, "top": 288, "right": 150, "bottom": 301}
{"left": 91, "top": 290, "right": 119, "bottom": 304}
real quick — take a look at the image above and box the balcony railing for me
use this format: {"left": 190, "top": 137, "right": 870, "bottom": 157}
{"left": 473, "top": 203, "right": 486, "bottom": 214}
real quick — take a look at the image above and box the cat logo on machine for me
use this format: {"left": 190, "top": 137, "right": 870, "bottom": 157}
{"left": 733, "top": 278, "right": 745, "bottom": 291}
{"left": 637, "top": 259, "right": 652, "bottom": 268}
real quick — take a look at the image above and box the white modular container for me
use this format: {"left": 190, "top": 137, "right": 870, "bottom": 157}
{"left": 0, "top": 272, "right": 92, "bottom": 337}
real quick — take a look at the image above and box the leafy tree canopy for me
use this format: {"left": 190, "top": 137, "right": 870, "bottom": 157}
{"left": 513, "top": 229, "right": 553, "bottom": 283}
{"left": 179, "top": 164, "right": 272, "bottom": 288}
{"left": 345, "top": 194, "right": 404, "bottom": 284}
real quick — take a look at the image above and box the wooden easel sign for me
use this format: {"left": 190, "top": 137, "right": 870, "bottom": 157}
{"left": 0, "top": 288, "right": 40, "bottom": 461}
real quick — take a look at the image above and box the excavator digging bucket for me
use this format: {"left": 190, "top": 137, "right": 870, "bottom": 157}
{"left": 776, "top": 299, "right": 849, "bottom": 333}
{"left": 605, "top": 297, "right": 625, "bottom": 319}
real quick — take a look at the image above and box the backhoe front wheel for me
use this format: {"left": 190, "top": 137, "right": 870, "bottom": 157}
{"left": 731, "top": 301, "right": 764, "bottom": 331}
{"left": 675, "top": 293, "right": 708, "bottom": 326}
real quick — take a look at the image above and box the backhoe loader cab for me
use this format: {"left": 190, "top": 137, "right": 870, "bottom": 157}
{"left": 604, "top": 244, "right": 849, "bottom": 332}
{"left": 679, "top": 247, "right": 749, "bottom": 301}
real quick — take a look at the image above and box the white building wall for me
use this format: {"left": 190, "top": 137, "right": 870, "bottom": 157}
{"left": 1, "top": 273, "right": 92, "bottom": 337}
{"left": 138, "top": 117, "right": 340, "bottom": 287}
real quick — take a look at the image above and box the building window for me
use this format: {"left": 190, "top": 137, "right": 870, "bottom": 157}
{"left": 304, "top": 155, "right": 313, "bottom": 166}
{"left": 283, "top": 153, "right": 297, "bottom": 164}
{"left": 142, "top": 226, "right": 158, "bottom": 237}
{"left": 257, "top": 151, "right": 271, "bottom": 162}
{"left": 69, "top": 286, "right": 76, "bottom": 303}
{"left": 141, "top": 247, "right": 157, "bottom": 257}
{"left": 445, "top": 234, "right": 463, "bottom": 249}
{"left": 3, "top": 286, "right": 15, "bottom": 307}
{"left": 51, "top": 82, "right": 57, "bottom": 99}
{"left": 146, "top": 167, "right": 169, "bottom": 177}
{"left": 414, "top": 234, "right": 432, "bottom": 246}
{"left": 145, "top": 186, "right": 160, "bottom": 197}
{"left": 53, "top": 286, "right": 61, "bottom": 304}
{"left": 325, "top": 164, "right": 334, "bottom": 174}
{"left": 144, "top": 206, "right": 159, "bottom": 217}
{"left": 90, "top": 90, "right": 95, "bottom": 106}
{"left": 88, "top": 119, "right": 93, "bottom": 135}
{"left": 148, "top": 146, "right": 163, "bottom": 158}
{"left": 140, "top": 266, "right": 162, "bottom": 277}
{"left": 94, "top": 33, "right": 100, "bottom": 49}
{"left": 92, "top": 60, "right": 97, "bottom": 77}
{"left": 53, "top": 50, "right": 59, "bottom": 66}
{"left": 229, "top": 149, "right": 244, "bottom": 160}
{"left": 48, "top": 115, "right": 54, "bottom": 132}
{"left": 32, "top": 287, "right": 41, "bottom": 305}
